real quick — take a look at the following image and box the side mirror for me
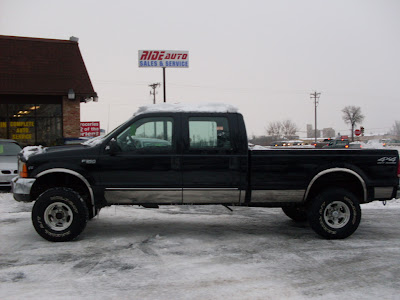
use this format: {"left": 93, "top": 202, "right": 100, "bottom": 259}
{"left": 105, "top": 138, "right": 119, "bottom": 155}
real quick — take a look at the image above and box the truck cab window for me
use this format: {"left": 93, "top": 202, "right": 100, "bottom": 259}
{"left": 188, "top": 117, "right": 231, "bottom": 150}
{"left": 116, "top": 117, "right": 173, "bottom": 153}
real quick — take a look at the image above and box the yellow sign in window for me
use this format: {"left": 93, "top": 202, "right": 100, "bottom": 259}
{"left": 9, "top": 122, "right": 34, "bottom": 127}
{"left": 12, "top": 134, "right": 32, "bottom": 140}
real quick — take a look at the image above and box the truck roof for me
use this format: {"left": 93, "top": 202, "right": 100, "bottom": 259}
{"left": 134, "top": 103, "right": 239, "bottom": 116}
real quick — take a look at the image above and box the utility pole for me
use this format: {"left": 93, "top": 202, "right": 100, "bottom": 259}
{"left": 310, "top": 91, "right": 321, "bottom": 143}
{"left": 149, "top": 83, "right": 160, "bottom": 104}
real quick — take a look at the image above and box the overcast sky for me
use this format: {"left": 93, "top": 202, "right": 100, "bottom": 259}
{"left": 1, "top": 0, "right": 399, "bottom": 137}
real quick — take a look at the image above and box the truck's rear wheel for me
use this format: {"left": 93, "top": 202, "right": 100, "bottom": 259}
{"left": 32, "top": 188, "right": 88, "bottom": 242}
{"left": 308, "top": 188, "right": 361, "bottom": 239}
{"left": 282, "top": 206, "right": 307, "bottom": 222}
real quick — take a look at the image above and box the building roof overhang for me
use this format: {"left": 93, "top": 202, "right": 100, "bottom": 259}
{"left": 0, "top": 35, "right": 97, "bottom": 102}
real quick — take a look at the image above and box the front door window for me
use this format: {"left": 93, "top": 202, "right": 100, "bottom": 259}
{"left": 116, "top": 117, "right": 174, "bottom": 153}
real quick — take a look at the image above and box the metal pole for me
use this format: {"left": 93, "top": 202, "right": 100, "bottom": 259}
{"left": 163, "top": 67, "right": 166, "bottom": 102}
{"left": 314, "top": 98, "right": 317, "bottom": 143}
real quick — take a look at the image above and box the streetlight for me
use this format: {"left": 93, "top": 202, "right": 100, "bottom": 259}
{"left": 68, "top": 88, "right": 75, "bottom": 100}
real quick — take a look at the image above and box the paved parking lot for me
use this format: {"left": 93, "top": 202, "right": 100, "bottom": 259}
{"left": 0, "top": 191, "right": 399, "bottom": 299}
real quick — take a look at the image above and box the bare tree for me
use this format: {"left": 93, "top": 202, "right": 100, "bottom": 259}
{"left": 266, "top": 121, "right": 282, "bottom": 137}
{"left": 342, "top": 106, "right": 365, "bottom": 141}
{"left": 266, "top": 120, "right": 298, "bottom": 139}
{"left": 390, "top": 121, "right": 400, "bottom": 137}
{"left": 281, "top": 120, "right": 298, "bottom": 136}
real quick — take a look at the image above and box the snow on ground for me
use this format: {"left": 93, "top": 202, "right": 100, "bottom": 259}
{"left": 1, "top": 191, "right": 400, "bottom": 299}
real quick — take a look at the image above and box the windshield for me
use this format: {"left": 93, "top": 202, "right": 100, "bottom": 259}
{"left": 0, "top": 142, "right": 22, "bottom": 155}
{"left": 82, "top": 118, "right": 134, "bottom": 147}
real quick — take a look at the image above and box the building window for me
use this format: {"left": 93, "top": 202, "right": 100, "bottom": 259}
{"left": 0, "top": 103, "right": 62, "bottom": 147}
{"left": 0, "top": 104, "right": 7, "bottom": 141}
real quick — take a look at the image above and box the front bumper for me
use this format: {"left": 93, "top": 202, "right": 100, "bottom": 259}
{"left": 12, "top": 177, "right": 36, "bottom": 202}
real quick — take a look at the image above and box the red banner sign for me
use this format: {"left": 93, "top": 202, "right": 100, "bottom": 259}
{"left": 80, "top": 121, "right": 100, "bottom": 137}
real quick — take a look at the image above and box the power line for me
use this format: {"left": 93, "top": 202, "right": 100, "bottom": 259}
{"left": 92, "top": 79, "right": 310, "bottom": 94}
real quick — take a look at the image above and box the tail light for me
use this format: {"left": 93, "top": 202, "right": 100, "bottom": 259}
{"left": 397, "top": 159, "right": 400, "bottom": 178}
{"left": 345, "top": 145, "right": 349, "bottom": 148}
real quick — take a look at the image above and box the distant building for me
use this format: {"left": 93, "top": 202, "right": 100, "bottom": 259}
{"left": 306, "top": 124, "right": 321, "bottom": 138}
{"left": 0, "top": 35, "right": 97, "bottom": 146}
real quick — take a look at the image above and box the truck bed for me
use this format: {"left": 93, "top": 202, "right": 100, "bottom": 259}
{"left": 249, "top": 148, "right": 398, "bottom": 204}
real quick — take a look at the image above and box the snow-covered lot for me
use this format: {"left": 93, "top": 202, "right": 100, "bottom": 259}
{"left": 0, "top": 191, "right": 399, "bottom": 300}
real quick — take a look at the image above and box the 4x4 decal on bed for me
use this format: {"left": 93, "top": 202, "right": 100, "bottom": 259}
{"left": 377, "top": 157, "right": 397, "bottom": 165}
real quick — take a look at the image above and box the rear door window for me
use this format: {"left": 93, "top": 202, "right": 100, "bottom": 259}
{"left": 188, "top": 117, "right": 231, "bottom": 151}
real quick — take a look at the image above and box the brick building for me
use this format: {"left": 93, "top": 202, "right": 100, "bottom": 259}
{"left": 0, "top": 35, "right": 97, "bottom": 146}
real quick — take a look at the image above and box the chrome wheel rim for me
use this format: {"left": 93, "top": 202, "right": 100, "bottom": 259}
{"left": 323, "top": 201, "right": 350, "bottom": 229}
{"left": 44, "top": 202, "right": 73, "bottom": 231}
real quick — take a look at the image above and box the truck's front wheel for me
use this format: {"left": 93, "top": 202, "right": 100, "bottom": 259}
{"left": 308, "top": 188, "right": 361, "bottom": 239}
{"left": 32, "top": 188, "right": 89, "bottom": 242}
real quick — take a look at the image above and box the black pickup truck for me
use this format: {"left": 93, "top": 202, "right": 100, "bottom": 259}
{"left": 12, "top": 104, "right": 399, "bottom": 242}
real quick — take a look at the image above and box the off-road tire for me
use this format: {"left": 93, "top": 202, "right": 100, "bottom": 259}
{"left": 308, "top": 188, "right": 361, "bottom": 239}
{"left": 282, "top": 206, "right": 308, "bottom": 222}
{"left": 32, "top": 188, "right": 89, "bottom": 242}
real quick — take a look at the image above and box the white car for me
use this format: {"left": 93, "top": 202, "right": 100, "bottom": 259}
{"left": 0, "top": 139, "right": 22, "bottom": 187}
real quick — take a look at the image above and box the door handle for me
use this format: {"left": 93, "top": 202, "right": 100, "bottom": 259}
{"left": 171, "top": 157, "right": 181, "bottom": 170}
{"left": 229, "top": 157, "right": 240, "bottom": 170}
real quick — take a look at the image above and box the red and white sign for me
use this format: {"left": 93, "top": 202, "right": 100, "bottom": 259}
{"left": 138, "top": 50, "right": 189, "bottom": 68}
{"left": 355, "top": 129, "right": 361, "bottom": 136}
{"left": 80, "top": 121, "right": 100, "bottom": 137}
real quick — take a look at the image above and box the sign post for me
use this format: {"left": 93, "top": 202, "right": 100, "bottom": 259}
{"left": 163, "top": 67, "right": 166, "bottom": 102}
{"left": 138, "top": 50, "right": 189, "bottom": 102}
